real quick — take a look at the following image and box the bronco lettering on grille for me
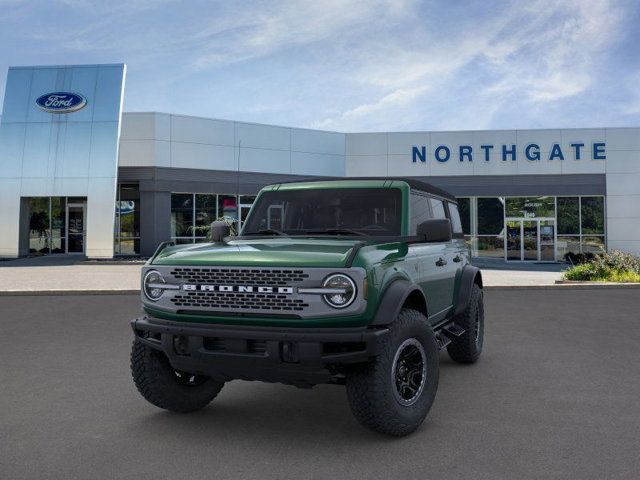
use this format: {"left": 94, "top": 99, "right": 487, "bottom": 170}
{"left": 182, "top": 284, "right": 294, "bottom": 294}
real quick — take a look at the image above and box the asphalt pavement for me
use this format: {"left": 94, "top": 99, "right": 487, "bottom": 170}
{"left": 1, "top": 289, "right": 639, "bottom": 480}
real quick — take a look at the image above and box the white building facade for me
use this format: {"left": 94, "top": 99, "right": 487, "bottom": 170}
{"left": 1, "top": 64, "right": 639, "bottom": 260}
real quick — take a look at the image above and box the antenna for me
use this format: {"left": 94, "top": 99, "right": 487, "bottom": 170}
{"left": 237, "top": 139, "right": 241, "bottom": 194}
{"left": 236, "top": 139, "right": 241, "bottom": 231}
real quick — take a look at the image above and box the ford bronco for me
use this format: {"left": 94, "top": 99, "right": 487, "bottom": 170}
{"left": 130, "top": 178, "right": 484, "bottom": 436}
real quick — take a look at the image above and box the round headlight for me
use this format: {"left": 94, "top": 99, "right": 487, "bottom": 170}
{"left": 143, "top": 270, "right": 165, "bottom": 301}
{"left": 322, "top": 274, "right": 356, "bottom": 308}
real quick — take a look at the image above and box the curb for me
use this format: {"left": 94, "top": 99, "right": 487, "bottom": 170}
{"left": 0, "top": 289, "right": 140, "bottom": 296}
{"left": 485, "top": 283, "right": 640, "bottom": 290}
{"left": 2, "top": 283, "right": 640, "bottom": 296}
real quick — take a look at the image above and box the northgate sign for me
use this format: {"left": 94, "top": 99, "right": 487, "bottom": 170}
{"left": 412, "top": 142, "right": 606, "bottom": 163}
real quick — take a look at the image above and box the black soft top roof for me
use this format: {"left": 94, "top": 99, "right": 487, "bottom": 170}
{"left": 274, "top": 177, "right": 456, "bottom": 202}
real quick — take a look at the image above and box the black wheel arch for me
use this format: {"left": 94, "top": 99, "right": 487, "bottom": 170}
{"left": 370, "top": 279, "right": 428, "bottom": 326}
{"left": 453, "top": 265, "right": 483, "bottom": 317}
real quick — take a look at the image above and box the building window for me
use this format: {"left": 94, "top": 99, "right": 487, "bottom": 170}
{"left": 194, "top": 194, "right": 217, "bottom": 241}
{"left": 457, "top": 198, "right": 471, "bottom": 235}
{"left": 171, "top": 193, "right": 254, "bottom": 243}
{"left": 505, "top": 196, "right": 555, "bottom": 218}
{"left": 477, "top": 197, "right": 504, "bottom": 235}
{"left": 28, "top": 196, "right": 87, "bottom": 255}
{"left": 557, "top": 197, "right": 580, "bottom": 234}
{"left": 474, "top": 197, "right": 504, "bottom": 259}
{"left": 580, "top": 196, "right": 605, "bottom": 255}
{"left": 114, "top": 184, "right": 140, "bottom": 255}
{"left": 29, "top": 198, "right": 56, "bottom": 254}
{"left": 581, "top": 197, "right": 605, "bottom": 235}
{"left": 219, "top": 195, "right": 238, "bottom": 226}
{"left": 476, "top": 235, "right": 505, "bottom": 258}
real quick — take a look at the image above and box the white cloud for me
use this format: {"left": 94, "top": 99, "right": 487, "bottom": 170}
{"left": 191, "top": 0, "right": 416, "bottom": 69}
{"left": 313, "top": 0, "right": 626, "bottom": 131}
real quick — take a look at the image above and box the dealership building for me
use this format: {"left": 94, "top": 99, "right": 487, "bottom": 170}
{"left": 1, "top": 63, "right": 639, "bottom": 261}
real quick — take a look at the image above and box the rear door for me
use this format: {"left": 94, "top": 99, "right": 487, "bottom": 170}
{"left": 409, "top": 193, "right": 453, "bottom": 323}
{"left": 427, "top": 197, "right": 458, "bottom": 315}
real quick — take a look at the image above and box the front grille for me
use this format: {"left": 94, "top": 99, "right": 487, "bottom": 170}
{"left": 170, "top": 291, "right": 309, "bottom": 311}
{"left": 170, "top": 268, "right": 309, "bottom": 286}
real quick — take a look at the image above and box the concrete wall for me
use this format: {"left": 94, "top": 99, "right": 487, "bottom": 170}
{"left": 604, "top": 128, "right": 640, "bottom": 254}
{"left": 0, "top": 64, "right": 126, "bottom": 258}
{"left": 119, "top": 113, "right": 345, "bottom": 177}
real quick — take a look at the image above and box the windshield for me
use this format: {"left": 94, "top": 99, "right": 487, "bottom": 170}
{"left": 242, "top": 188, "right": 402, "bottom": 237}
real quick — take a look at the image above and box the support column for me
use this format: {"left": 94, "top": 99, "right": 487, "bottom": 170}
{"left": 140, "top": 190, "right": 172, "bottom": 257}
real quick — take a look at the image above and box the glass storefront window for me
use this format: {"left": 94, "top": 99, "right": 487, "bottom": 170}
{"left": 557, "top": 197, "right": 579, "bottom": 235}
{"left": 29, "top": 198, "right": 50, "bottom": 254}
{"left": 171, "top": 193, "right": 194, "bottom": 238}
{"left": 218, "top": 195, "right": 238, "bottom": 223}
{"left": 582, "top": 236, "right": 605, "bottom": 254}
{"left": 466, "top": 195, "right": 605, "bottom": 261}
{"left": 556, "top": 236, "right": 581, "bottom": 260}
{"left": 114, "top": 184, "right": 140, "bottom": 255}
{"left": 457, "top": 198, "right": 471, "bottom": 235}
{"left": 29, "top": 197, "right": 68, "bottom": 255}
{"left": 476, "top": 235, "right": 504, "bottom": 258}
{"left": 195, "top": 194, "right": 216, "bottom": 226}
{"left": 505, "top": 196, "right": 555, "bottom": 218}
{"left": 170, "top": 193, "right": 253, "bottom": 243}
{"left": 28, "top": 196, "right": 89, "bottom": 255}
{"left": 477, "top": 198, "right": 504, "bottom": 235}
{"left": 581, "top": 197, "right": 605, "bottom": 234}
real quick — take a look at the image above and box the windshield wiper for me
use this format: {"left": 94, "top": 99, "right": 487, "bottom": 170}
{"left": 303, "top": 228, "right": 368, "bottom": 237}
{"left": 244, "top": 229, "right": 289, "bottom": 237}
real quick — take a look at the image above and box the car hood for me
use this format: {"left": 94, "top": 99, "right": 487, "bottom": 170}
{"left": 151, "top": 238, "right": 362, "bottom": 268}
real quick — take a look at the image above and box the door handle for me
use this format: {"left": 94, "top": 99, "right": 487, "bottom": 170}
{"left": 435, "top": 257, "right": 447, "bottom": 267}
{"left": 453, "top": 255, "right": 462, "bottom": 263}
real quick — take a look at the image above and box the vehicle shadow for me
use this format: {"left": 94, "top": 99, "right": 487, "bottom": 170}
{"left": 124, "top": 359, "right": 464, "bottom": 447}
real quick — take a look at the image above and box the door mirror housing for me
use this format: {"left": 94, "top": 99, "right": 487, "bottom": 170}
{"left": 209, "top": 221, "right": 231, "bottom": 243}
{"left": 417, "top": 218, "right": 452, "bottom": 243}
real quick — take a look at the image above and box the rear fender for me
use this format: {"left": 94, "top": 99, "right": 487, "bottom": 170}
{"left": 453, "top": 265, "right": 483, "bottom": 317}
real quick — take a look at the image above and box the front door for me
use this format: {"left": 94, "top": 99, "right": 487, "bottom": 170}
{"left": 505, "top": 218, "right": 555, "bottom": 262}
{"left": 66, "top": 203, "right": 86, "bottom": 254}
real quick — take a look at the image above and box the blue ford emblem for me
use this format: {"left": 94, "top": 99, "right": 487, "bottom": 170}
{"left": 35, "top": 92, "right": 87, "bottom": 114}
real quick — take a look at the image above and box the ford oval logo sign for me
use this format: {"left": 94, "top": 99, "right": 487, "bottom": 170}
{"left": 35, "top": 92, "right": 87, "bottom": 114}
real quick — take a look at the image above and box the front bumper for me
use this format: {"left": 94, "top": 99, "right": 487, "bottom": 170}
{"left": 131, "top": 316, "right": 389, "bottom": 387}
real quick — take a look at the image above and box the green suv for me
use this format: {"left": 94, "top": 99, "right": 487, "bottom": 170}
{"left": 131, "top": 178, "right": 484, "bottom": 436}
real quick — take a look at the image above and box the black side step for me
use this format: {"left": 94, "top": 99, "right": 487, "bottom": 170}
{"left": 435, "top": 333, "right": 451, "bottom": 350}
{"left": 442, "top": 324, "right": 465, "bottom": 339}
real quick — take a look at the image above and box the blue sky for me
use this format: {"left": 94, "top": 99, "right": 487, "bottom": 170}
{"left": 1, "top": 0, "right": 639, "bottom": 131}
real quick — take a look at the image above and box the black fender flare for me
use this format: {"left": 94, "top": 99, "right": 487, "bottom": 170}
{"left": 453, "top": 265, "right": 483, "bottom": 317}
{"left": 370, "top": 279, "right": 427, "bottom": 326}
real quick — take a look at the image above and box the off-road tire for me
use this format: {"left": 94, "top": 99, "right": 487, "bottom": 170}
{"left": 345, "top": 308, "right": 439, "bottom": 436}
{"left": 131, "top": 339, "right": 224, "bottom": 413}
{"left": 447, "top": 283, "right": 484, "bottom": 364}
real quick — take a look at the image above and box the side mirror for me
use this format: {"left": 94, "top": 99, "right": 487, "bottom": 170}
{"left": 209, "top": 221, "right": 231, "bottom": 243}
{"left": 417, "top": 218, "right": 452, "bottom": 242}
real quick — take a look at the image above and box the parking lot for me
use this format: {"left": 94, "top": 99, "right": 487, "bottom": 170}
{"left": 1, "top": 289, "right": 639, "bottom": 480}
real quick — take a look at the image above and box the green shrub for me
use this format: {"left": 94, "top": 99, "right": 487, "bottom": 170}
{"left": 563, "top": 250, "right": 640, "bottom": 282}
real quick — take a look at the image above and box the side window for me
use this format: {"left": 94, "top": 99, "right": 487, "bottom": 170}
{"left": 410, "top": 193, "right": 432, "bottom": 234}
{"left": 448, "top": 202, "right": 463, "bottom": 234}
{"left": 429, "top": 198, "right": 446, "bottom": 219}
